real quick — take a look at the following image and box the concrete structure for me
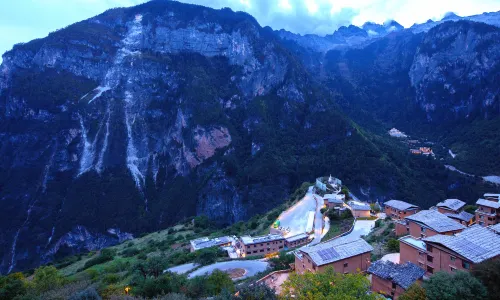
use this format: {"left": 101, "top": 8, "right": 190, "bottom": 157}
{"left": 239, "top": 234, "right": 285, "bottom": 257}
{"left": 294, "top": 236, "right": 372, "bottom": 274}
{"left": 324, "top": 193, "right": 345, "bottom": 209}
{"left": 399, "top": 225, "right": 500, "bottom": 276}
{"left": 189, "top": 236, "right": 235, "bottom": 252}
{"left": 315, "top": 176, "right": 342, "bottom": 192}
{"left": 384, "top": 200, "right": 419, "bottom": 220}
{"left": 388, "top": 128, "right": 408, "bottom": 138}
{"left": 445, "top": 211, "right": 475, "bottom": 226}
{"left": 476, "top": 198, "right": 500, "bottom": 227}
{"left": 436, "top": 199, "right": 466, "bottom": 214}
{"left": 368, "top": 261, "right": 425, "bottom": 299}
{"left": 395, "top": 210, "right": 465, "bottom": 238}
{"left": 348, "top": 201, "right": 371, "bottom": 218}
{"left": 284, "top": 233, "right": 309, "bottom": 249}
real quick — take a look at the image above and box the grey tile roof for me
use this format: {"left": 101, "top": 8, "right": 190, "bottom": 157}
{"left": 405, "top": 210, "right": 466, "bottom": 233}
{"left": 240, "top": 234, "right": 284, "bottom": 245}
{"left": 476, "top": 198, "right": 500, "bottom": 209}
{"left": 368, "top": 260, "right": 425, "bottom": 290}
{"left": 190, "top": 236, "right": 234, "bottom": 250}
{"left": 300, "top": 236, "right": 373, "bottom": 266}
{"left": 384, "top": 200, "right": 419, "bottom": 211}
{"left": 490, "top": 223, "right": 500, "bottom": 233}
{"left": 445, "top": 211, "right": 474, "bottom": 223}
{"left": 436, "top": 199, "right": 466, "bottom": 211}
{"left": 324, "top": 194, "right": 345, "bottom": 204}
{"left": 285, "top": 233, "right": 309, "bottom": 243}
{"left": 423, "top": 225, "right": 500, "bottom": 263}
{"left": 349, "top": 202, "right": 371, "bottom": 211}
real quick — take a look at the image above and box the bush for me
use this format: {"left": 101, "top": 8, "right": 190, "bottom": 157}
{"left": 269, "top": 252, "right": 294, "bottom": 271}
{"left": 374, "top": 219, "right": 382, "bottom": 228}
{"left": 69, "top": 287, "right": 102, "bottom": 300}
{"left": 340, "top": 209, "right": 353, "bottom": 220}
{"left": 103, "top": 274, "right": 121, "bottom": 285}
{"left": 424, "top": 271, "right": 487, "bottom": 300}
{"left": 0, "top": 273, "right": 27, "bottom": 299}
{"left": 32, "top": 266, "right": 65, "bottom": 293}
{"left": 83, "top": 253, "right": 114, "bottom": 270}
{"left": 121, "top": 247, "right": 140, "bottom": 258}
{"left": 194, "top": 247, "right": 224, "bottom": 266}
{"left": 472, "top": 260, "right": 500, "bottom": 300}
{"left": 85, "top": 269, "right": 100, "bottom": 282}
{"left": 386, "top": 239, "right": 400, "bottom": 252}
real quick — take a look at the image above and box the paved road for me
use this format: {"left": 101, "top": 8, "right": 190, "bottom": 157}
{"left": 310, "top": 193, "right": 325, "bottom": 245}
{"left": 165, "top": 262, "right": 199, "bottom": 274}
{"left": 187, "top": 260, "right": 270, "bottom": 280}
{"left": 278, "top": 186, "right": 316, "bottom": 237}
{"left": 344, "top": 220, "right": 375, "bottom": 239}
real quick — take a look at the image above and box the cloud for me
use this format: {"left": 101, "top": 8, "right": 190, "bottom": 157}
{"left": 178, "top": 0, "right": 500, "bottom": 35}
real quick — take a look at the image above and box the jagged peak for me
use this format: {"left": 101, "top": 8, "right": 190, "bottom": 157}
{"left": 442, "top": 12, "right": 460, "bottom": 20}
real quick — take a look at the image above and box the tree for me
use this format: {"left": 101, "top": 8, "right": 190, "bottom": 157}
{"left": 195, "top": 247, "right": 223, "bottom": 266}
{"left": 236, "top": 283, "right": 277, "bottom": 300}
{"left": 206, "top": 270, "right": 235, "bottom": 296}
{"left": 370, "top": 203, "right": 381, "bottom": 213}
{"left": 269, "top": 252, "right": 294, "bottom": 271}
{"left": 399, "top": 283, "right": 426, "bottom": 300}
{"left": 340, "top": 209, "right": 353, "bottom": 220}
{"left": 463, "top": 205, "right": 477, "bottom": 214}
{"left": 32, "top": 266, "right": 65, "bottom": 293}
{"left": 472, "top": 259, "right": 500, "bottom": 300}
{"left": 281, "top": 267, "right": 382, "bottom": 300}
{"left": 424, "top": 271, "right": 487, "bottom": 300}
{"left": 386, "top": 239, "right": 400, "bottom": 252}
{"left": 0, "top": 273, "right": 27, "bottom": 300}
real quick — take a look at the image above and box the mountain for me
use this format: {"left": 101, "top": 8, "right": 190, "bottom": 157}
{"left": 1, "top": 0, "right": 499, "bottom": 274}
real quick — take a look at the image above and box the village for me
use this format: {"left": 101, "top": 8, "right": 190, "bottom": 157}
{"left": 175, "top": 175, "right": 500, "bottom": 299}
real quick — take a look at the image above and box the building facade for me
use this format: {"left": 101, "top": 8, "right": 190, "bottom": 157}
{"left": 395, "top": 210, "right": 465, "bottom": 239}
{"left": 239, "top": 234, "right": 285, "bottom": 257}
{"left": 368, "top": 261, "right": 425, "bottom": 299}
{"left": 284, "top": 233, "right": 309, "bottom": 249}
{"left": 436, "top": 199, "right": 466, "bottom": 214}
{"left": 475, "top": 198, "right": 500, "bottom": 227}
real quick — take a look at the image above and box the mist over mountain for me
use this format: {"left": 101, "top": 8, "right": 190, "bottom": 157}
{"left": 1, "top": 0, "right": 499, "bottom": 273}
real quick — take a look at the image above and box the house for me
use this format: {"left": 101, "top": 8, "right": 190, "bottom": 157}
{"left": 484, "top": 193, "right": 500, "bottom": 202}
{"left": 475, "top": 198, "right": 500, "bottom": 227}
{"left": 189, "top": 236, "right": 235, "bottom": 252}
{"left": 419, "top": 147, "right": 433, "bottom": 156}
{"left": 285, "top": 233, "right": 310, "bottom": 249}
{"left": 239, "top": 234, "right": 285, "bottom": 257}
{"left": 436, "top": 199, "right": 466, "bottom": 214}
{"left": 395, "top": 210, "right": 465, "bottom": 238}
{"left": 410, "top": 149, "right": 422, "bottom": 155}
{"left": 444, "top": 211, "right": 475, "bottom": 226}
{"left": 348, "top": 201, "right": 371, "bottom": 218}
{"left": 294, "top": 236, "right": 373, "bottom": 274}
{"left": 368, "top": 260, "right": 425, "bottom": 299}
{"left": 384, "top": 200, "right": 420, "bottom": 220}
{"left": 324, "top": 193, "right": 345, "bottom": 209}
{"left": 422, "top": 225, "right": 500, "bottom": 275}
{"left": 399, "top": 225, "right": 500, "bottom": 276}
{"left": 388, "top": 128, "right": 408, "bottom": 138}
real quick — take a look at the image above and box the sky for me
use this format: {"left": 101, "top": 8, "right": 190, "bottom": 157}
{"left": 1, "top": 0, "right": 500, "bottom": 62}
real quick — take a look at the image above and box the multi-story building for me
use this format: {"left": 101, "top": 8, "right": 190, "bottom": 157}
{"left": 484, "top": 193, "right": 500, "bottom": 202}
{"left": 475, "top": 198, "right": 500, "bottom": 227}
{"left": 444, "top": 211, "right": 475, "bottom": 226}
{"left": 189, "top": 236, "right": 235, "bottom": 252}
{"left": 384, "top": 200, "right": 420, "bottom": 220}
{"left": 284, "top": 233, "right": 310, "bottom": 249}
{"left": 324, "top": 194, "right": 345, "bottom": 209}
{"left": 348, "top": 201, "right": 371, "bottom": 218}
{"left": 399, "top": 225, "right": 500, "bottom": 276}
{"left": 395, "top": 210, "right": 465, "bottom": 238}
{"left": 294, "top": 236, "right": 372, "bottom": 274}
{"left": 436, "top": 199, "right": 466, "bottom": 214}
{"left": 239, "top": 234, "right": 285, "bottom": 257}
{"left": 368, "top": 260, "right": 425, "bottom": 299}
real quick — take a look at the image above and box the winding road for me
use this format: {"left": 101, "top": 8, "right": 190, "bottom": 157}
{"left": 187, "top": 260, "right": 270, "bottom": 280}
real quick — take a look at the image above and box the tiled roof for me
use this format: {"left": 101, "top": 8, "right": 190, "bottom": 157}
{"left": 405, "top": 210, "right": 466, "bottom": 233}
{"left": 240, "top": 234, "right": 284, "bottom": 245}
{"left": 476, "top": 198, "right": 500, "bottom": 209}
{"left": 384, "top": 200, "right": 419, "bottom": 211}
{"left": 285, "top": 233, "right": 309, "bottom": 243}
{"left": 445, "top": 211, "right": 474, "bottom": 223}
{"left": 300, "top": 236, "right": 373, "bottom": 266}
{"left": 436, "top": 199, "right": 466, "bottom": 211}
{"left": 490, "top": 223, "right": 500, "bottom": 233}
{"left": 399, "top": 235, "right": 426, "bottom": 251}
{"left": 423, "top": 225, "right": 500, "bottom": 263}
{"left": 348, "top": 201, "right": 370, "bottom": 211}
{"left": 325, "top": 193, "right": 345, "bottom": 204}
{"left": 368, "top": 260, "right": 425, "bottom": 290}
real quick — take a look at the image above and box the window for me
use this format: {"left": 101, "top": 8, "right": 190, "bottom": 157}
{"left": 344, "top": 262, "right": 348, "bottom": 268}
{"left": 279, "top": 246, "right": 283, "bottom": 249}
{"left": 418, "top": 251, "right": 424, "bottom": 256}
{"left": 427, "top": 255, "right": 433, "bottom": 263}
{"left": 260, "top": 249, "right": 264, "bottom": 252}
{"left": 450, "top": 267, "right": 457, "bottom": 272}
{"left": 462, "top": 262, "right": 470, "bottom": 269}
{"left": 392, "top": 282, "right": 397, "bottom": 289}
{"left": 253, "top": 251, "right": 257, "bottom": 253}
{"left": 421, "top": 227, "right": 426, "bottom": 233}
{"left": 427, "top": 266, "right": 434, "bottom": 274}
{"left": 426, "top": 244, "right": 433, "bottom": 252}
{"left": 450, "top": 256, "right": 456, "bottom": 262}
{"left": 247, "top": 252, "right": 251, "bottom": 255}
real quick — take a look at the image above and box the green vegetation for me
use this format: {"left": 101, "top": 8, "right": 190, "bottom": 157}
{"left": 386, "top": 238, "right": 400, "bottom": 252}
{"left": 364, "top": 219, "right": 396, "bottom": 260}
{"left": 472, "top": 260, "right": 500, "bottom": 300}
{"left": 280, "top": 267, "right": 381, "bottom": 299}
{"left": 423, "top": 271, "right": 487, "bottom": 300}
{"left": 322, "top": 209, "right": 354, "bottom": 241}
{"left": 269, "top": 252, "right": 295, "bottom": 271}
{"left": 399, "top": 283, "right": 426, "bottom": 300}
{"left": 464, "top": 205, "right": 478, "bottom": 214}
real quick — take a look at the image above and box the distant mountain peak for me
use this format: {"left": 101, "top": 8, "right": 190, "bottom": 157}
{"left": 442, "top": 12, "right": 460, "bottom": 20}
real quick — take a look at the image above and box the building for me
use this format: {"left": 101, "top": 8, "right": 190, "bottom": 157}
{"left": 324, "top": 194, "right": 345, "bottom": 209}
{"left": 445, "top": 211, "right": 475, "bottom": 226}
{"left": 384, "top": 200, "right": 420, "bottom": 220}
{"left": 368, "top": 261, "right": 425, "bottom": 299}
{"left": 410, "top": 149, "right": 422, "bottom": 155}
{"left": 239, "top": 234, "right": 285, "bottom": 257}
{"left": 388, "top": 128, "right": 408, "bottom": 138}
{"left": 285, "top": 233, "right": 310, "bottom": 249}
{"left": 395, "top": 210, "right": 465, "bottom": 238}
{"left": 420, "top": 147, "right": 433, "bottom": 156}
{"left": 436, "top": 199, "right": 466, "bottom": 214}
{"left": 294, "top": 236, "right": 373, "bottom": 274}
{"left": 315, "top": 176, "right": 342, "bottom": 192}
{"left": 348, "top": 201, "right": 371, "bottom": 218}
{"left": 189, "top": 236, "right": 235, "bottom": 252}
{"left": 475, "top": 198, "right": 500, "bottom": 227}
{"left": 484, "top": 193, "right": 500, "bottom": 202}
{"left": 400, "top": 225, "right": 500, "bottom": 276}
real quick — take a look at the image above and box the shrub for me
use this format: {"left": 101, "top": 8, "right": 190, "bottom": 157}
{"left": 103, "top": 274, "right": 121, "bottom": 285}
{"left": 32, "top": 266, "right": 65, "bottom": 293}
{"left": 69, "top": 287, "right": 102, "bottom": 300}
{"left": 386, "top": 239, "right": 400, "bottom": 252}
{"left": 374, "top": 219, "right": 382, "bottom": 228}
{"left": 0, "top": 273, "right": 27, "bottom": 299}
{"left": 121, "top": 247, "right": 140, "bottom": 258}
{"left": 85, "top": 269, "right": 100, "bottom": 282}
{"left": 424, "top": 271, "right": 487, "bottom": 300}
